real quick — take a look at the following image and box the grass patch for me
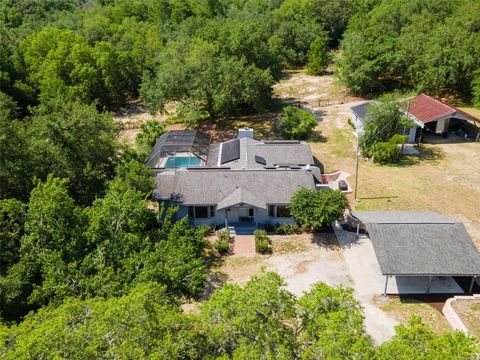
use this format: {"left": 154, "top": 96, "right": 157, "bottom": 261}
{"left": 271, "top": 235, "right": 312, "bottom": 254}
{"left": 452, "top": 300, "right": 480, "bottom": 338}
{"left": 330, "top": 129, "right": 355, "bottom": 158}
{"left": 381, "top": 299, "right": 451, "bottom": 335}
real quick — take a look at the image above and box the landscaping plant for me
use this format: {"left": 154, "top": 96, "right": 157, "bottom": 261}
{"left": 254, "top": 230, "right": 272, "bottom": 254}
{"left": 275, "top": 223, "right": 302, "bottom": 235}
{"left": 290, "top": 188, "right": 348, "bottom": 231}
{"left": 214, "top": 230, "right": 231, "bottom": 254}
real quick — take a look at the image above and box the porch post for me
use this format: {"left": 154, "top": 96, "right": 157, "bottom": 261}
{"left": 356, "top": 222, "right": 360, "bottom": 237}
{"left": 224, "top": 209, "right": 228, "bottom": 228}
{"left": 254, "top": 208, "right": 258, "bottom": 229}
{"left": 426, "top": 276, "right": 432, "bottom": 294}
{"left": 384, "top": 276, "right": 389, "bottom": 296}
{"left": 469, "top": 276, "right": 476, "bottom": 293}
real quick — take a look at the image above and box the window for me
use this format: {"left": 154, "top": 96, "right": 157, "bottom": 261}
{"left": 276, "top": 205, "right": 291, "bottom": 218}
{"left": 194, "top": 206, "right": 209, "bottom": 219}
{"left": 268, "top": 205, "right": 275, "bottom": 217}
{"left": 188, "top": 206, "right": 215, "bottom": 219}
{"left": 248, "top": 208, "right": 254, "bottom": 217}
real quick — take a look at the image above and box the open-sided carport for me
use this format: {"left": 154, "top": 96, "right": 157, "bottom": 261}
{"left": 349, "top": 211, "right": 480, "bottom": 295}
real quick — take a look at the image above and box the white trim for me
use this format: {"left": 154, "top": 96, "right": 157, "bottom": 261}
{"left": 217, "top": 142, "right": 223, "bottom": 167}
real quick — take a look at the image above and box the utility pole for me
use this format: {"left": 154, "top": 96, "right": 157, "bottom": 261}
{"left": 354, "top": 136, "right": 360, "bottom": 199}
{"left": 401, "top": 98, "right": 412, "bottom": 153}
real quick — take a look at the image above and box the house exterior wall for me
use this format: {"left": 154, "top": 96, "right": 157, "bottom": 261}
{"left": 408, "top": 127, "right": 417, "bottom": 143}
{"left": 175, "top": 204, "right": 295, "bottom": 227}
{"left": 436, "top": 118, "right": 450, "bottom": 134}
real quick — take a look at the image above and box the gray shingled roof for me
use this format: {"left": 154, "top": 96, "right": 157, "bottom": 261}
{"left": 155, "top": 168, "right": 317, "bottom": 205}
{"left": 217, "top": 186, "right": 266, "bottom": 210}
{"left": 351, "top": 211, "right": 454, "bottom": 224}
{"left": 350, "top": 102, "right": 371, "bottom": 122}
{"left": 222, "top": 138, "right": 314, "bottom": 169}
{"left": 367, "top": 223, "right": 480, "bottom": 276}
{"left": 351, "top": 211, "right": 480, "bottom": 276}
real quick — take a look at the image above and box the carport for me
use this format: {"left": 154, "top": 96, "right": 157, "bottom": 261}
{"left": 349, "top": 211, "right": 480, "bottom": 295}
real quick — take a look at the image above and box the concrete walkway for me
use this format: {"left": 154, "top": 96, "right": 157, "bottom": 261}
{"left": 334, "top": 222, "right": 398, "bottom": 345}
{"left": 232, "top": 235, "right": 256, "bottom": 257}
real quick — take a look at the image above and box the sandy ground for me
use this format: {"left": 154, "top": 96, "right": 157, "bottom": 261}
{"left": 452, "top": 299, "right": 480, "bottom": 338}
{"left": 213, "top": 234, "right": 352, "bottom": 297}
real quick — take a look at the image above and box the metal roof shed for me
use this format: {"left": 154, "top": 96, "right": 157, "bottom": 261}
{"left": 350, "top": 211, "right": 480, "bottom": 295}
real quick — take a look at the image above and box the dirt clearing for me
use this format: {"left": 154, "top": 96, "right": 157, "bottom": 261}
{"left": 212, "top": 234, "right": 351, "bottom": 297}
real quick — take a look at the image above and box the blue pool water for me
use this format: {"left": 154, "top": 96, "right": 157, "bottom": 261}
{"left": 164, "top": 156, "right": 201, "bottom": 168}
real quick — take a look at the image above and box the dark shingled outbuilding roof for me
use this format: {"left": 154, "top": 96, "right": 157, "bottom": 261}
{"left": 350, "top": 102, "right": 371, "bottom": 121}
{"left": 351, "top": 211, "right": 480, "bottom": 276}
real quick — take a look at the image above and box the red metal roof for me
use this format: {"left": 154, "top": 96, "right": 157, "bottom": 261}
{"left": 408, "top": 93, "right": 455, "bottom": 124}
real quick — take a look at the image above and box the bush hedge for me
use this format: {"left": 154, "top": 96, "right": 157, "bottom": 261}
{"left": 275, "top": 223, "right": 301, "bottom": 235}
{"left": 215, "top": 230, "right": 231, "bottom": 254}
{"left": 254, "top": 230, "right": 272, "bottom": 254}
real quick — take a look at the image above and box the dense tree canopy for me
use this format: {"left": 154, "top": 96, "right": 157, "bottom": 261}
{"left": 1, "top": 272, "right": 477, "bottom": 358}
{"left": 0, "top": 162, "right": 208, "bottom": 322}
{"left": 338, "top": 0, "right": 480, "bottom": 101}
{"left": 1, "top": 0, "right": 356, "bottom": 115}
{"left": 1, "top": 1, "right": 479, "bottom": 357}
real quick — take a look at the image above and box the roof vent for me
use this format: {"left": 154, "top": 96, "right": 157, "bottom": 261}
{"left": 238, "top": 127, "right": 254, "bottom": 139}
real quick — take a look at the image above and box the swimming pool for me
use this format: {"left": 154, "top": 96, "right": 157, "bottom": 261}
{"left": 164, "top": 156, "right": 201, "bottom": 168}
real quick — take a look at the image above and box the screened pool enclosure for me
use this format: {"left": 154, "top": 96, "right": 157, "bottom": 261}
{"left": 145, "top": 130, "right": 211, "bottom": 169}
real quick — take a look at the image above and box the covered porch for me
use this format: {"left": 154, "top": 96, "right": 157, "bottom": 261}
{"left": 216, "top": 185, "right": 269, "bottom": 234}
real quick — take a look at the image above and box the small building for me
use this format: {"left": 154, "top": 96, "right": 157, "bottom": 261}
{"left": 147, "top": 128, "right": 336, "bottom": 233}
{"left": 349, "top": 211, "right": 480, "bottom": 295}
{"left": 350, "top": 94, "right": 480, "bottom": 143}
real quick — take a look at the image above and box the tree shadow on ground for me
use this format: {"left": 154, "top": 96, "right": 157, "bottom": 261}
{"left": 201, "top": 250, "right": 229, "bottom": 300}
{"left": 311, "top": 232, "right": 339, "bottom": 251}
{"left": 197, "top": 112, "right": 281, "bottom": 141}
{"left": 381, "top": 145, "right": 445, "bottom": 168}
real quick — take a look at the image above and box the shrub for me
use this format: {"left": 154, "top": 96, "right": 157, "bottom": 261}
{"left": 215, "top": 230, "right": 231, "bottom": 254}
{"left": 263, "top": 223, "right": 275, "bottom": 233}
{"left": 217, "top": 229, "right": 231, "bottom": 243}
{"left": 254, "top": 230, "right": 272, "bottom": 254}
{"left": 306, "top": 35, "right": 331, "bottom": 75}
{"left": 347, "top": 118, "right": 356, "bottom": 130}
{"left": 135, "top": 120, "right": 165, "bottom": 154}
{"left": 371, "top": 134, "right": 405, "bottom": 164}
{"left": 290, "top": 188, "right": 348, "bottom": 231}
{"left": 279, "top": 106, "right": 317, "bottom": 140}
{"left": 214, "top": 240, "right": 230, "bottom": 254}
{"left": 275, "top": 223, "right": 301, "bottom": 235}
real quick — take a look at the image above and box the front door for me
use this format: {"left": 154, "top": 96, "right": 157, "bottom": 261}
{"left": 238, "top": 207, "right": 254, "bottom": 221}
